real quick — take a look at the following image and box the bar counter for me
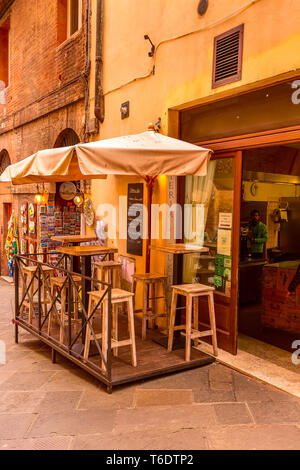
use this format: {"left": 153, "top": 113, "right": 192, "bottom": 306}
{"left": 262, "top": 260, "right": 300, "bottom": 332}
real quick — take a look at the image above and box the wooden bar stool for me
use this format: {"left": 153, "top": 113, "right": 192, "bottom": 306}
{"left": 132, "top": 273, "right": 168, "bottom": 340}
{"left": 168, "top": 283, "right": 218, "bottom": 361}
{"left": 83, "top": 288, "right": 137, "bottom": 370}
{"left": 47, "top": 275, "right": 82, "bottom": 342}
{"left": 20, "top": 265, "right": 54, "bottom": 323}
{"left": 92, "top": 260, "right": 122, "bottom": 289}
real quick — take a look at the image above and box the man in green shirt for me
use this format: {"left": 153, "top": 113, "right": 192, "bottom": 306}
{"left": 248, "top": 209, "right": 268, "bottom": 259}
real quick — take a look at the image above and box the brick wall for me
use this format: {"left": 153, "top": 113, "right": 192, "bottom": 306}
{"left": 0, "top": 0, "right": 86, "bottom": 141}
{"left": 0, "top": 0, "right": 88, "bottom": 274}
{"left": 262, "top": 266, "right": 300, "bottom": 332}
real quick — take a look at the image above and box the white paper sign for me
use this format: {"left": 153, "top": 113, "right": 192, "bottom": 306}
{"left": 217, "top": 229, "right": 232, "bottom": 256}
{"left": 218, "top": 212, "right": 232, "bottom": 229}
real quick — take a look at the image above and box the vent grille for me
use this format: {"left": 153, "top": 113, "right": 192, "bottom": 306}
{"left": 212, "top": 24, "right": 244, "bottom": 88}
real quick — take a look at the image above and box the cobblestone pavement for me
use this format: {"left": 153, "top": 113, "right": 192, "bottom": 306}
{"left": 0, "top": 280, "right": 300, "bottom": 450}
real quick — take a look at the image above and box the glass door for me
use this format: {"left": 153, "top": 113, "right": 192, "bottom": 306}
{"left": 183, "top": 151, "right": 242, "bottom": 354}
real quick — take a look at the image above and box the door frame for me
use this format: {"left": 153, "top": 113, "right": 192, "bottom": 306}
{"left": 177, "top": 151, "right": 242, "bottom": 354}
{"left": 208, "top": 150, "right": 242, "bottom": 354}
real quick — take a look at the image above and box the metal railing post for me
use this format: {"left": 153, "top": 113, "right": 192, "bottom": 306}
{"left": 14, "top": 257, "right": 19, "bottom": 344}
{"left": 107, "top": 285, "right": 112, "bottom": 383}
{"left": 68, "top": 274, "right": 72, "bottom": 350}
{"left": 38, "top": 264, "right": 42, "bottom": 334}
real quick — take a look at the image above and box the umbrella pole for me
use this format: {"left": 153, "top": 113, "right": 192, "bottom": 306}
{"left": 145, "top": 176, "right": 157, "bottom": 273}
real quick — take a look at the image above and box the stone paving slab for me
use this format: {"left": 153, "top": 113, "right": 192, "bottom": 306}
{"left": 71, "top": 428, "right": 208, "bottom": 450}
{"left": 0, "top": 413, "right": 37, "bottom": 439}
{"left": 194, "top": 389, "right": 236, "bottom": 403}
{"left": 248, "top": 401, "right": 300, "bottom": 424}
{"left": 115, "top": 404, "right": 216, "bottom": 433}
{"left": 0, "top": 280, "right": 300, "bottom": 450}
{"left": 0, "top": 369, "right": 16, "bottom": 385}
{"left": 0, "top": 435, "right": 72, "bottom": 450}
{"left": 0, "top": 370, "right": 56, "bottom": 391}
{"left": 138, "top": 367, "right": 210, "bottom": 390}
{"left": 206, "top": 424, "right": 300, "bottom": 450}
{"left": 77, "top": 386, "right": 136, "bottom": 410}
{"left": 214, "top": 403, "right": 254, "bottom": 425}
{"left": 39, "top": 370, "right": 100, "bottom": 392}
{"left": 28, "top": 409, "right": 116, "bottom": 437}
{"left": 36, "top": 391, "right": 83, "bottom": 414}
{"left": 0, "top": 391, "right": 44, "bottom": 413}
{"left": 134, "top": 389, "right": 194, "bottom": 407}
{"left": 209, "top": 364, "right": 233, "bottom": 383}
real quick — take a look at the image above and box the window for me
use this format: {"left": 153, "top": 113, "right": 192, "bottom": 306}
{"left": 181, "top": 80, "right": 300, "bottom": 143}
{"left": 0, "top": 150, "right": 11, "bottom": 175}
{"left": 69, "top": 0, "right": 82, "bottom": 36}
{"left": 212, "top": 24, "right": 244, "bottom": 89}
{"left": 0, "top": 18, "right": 10, "bottom": 88}
{"left": 57, "top": 0, "right": 82, "bottom": 44}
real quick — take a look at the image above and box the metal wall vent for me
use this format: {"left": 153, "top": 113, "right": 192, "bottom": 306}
{"left": 212, "top": 24, "right": 244, "bottom": 88}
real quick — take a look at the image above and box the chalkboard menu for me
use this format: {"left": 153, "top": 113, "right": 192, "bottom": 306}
{"left": 127, "top": 183, "right": 144, "bottom": 256}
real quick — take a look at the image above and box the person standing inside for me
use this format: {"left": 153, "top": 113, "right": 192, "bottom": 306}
{"left": 248, "top": 209, "right": 268, "bottom": 259}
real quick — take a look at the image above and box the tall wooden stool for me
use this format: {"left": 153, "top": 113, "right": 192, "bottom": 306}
{"left": 92, "top": 260, "right": 122, "bottom": 289}
{"left": 47, "top": 275, "right": 82, "bottom": 342}
{"left": 168, "top": 284, "right": 218, "bottom": 361}
{"left": 84, "top": 288, "right": 137, "bottom": 370}
{"left": 20, "top": 265, "right": 54, "bottom": 323}
{"left": 132, "top": 273, "right": 168, "bottom": 340}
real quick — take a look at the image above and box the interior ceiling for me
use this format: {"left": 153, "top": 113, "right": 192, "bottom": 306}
{"left": 243, "top": 145, "right": 300, "bottom": 177}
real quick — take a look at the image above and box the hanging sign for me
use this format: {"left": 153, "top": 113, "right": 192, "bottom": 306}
{"left": 28, "top": 203, "right": 35, "bottom": 218}
{"left": 84, "top": 197, "right": 95, "bottom": 226}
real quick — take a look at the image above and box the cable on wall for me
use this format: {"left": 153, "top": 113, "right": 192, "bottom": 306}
{"left": 103, "top": 0, "right": 263, "bottom": 97}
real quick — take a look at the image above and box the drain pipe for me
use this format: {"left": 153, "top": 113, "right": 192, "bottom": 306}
{"left": 94, "top": 0, "right": 105, "bottom": 123}
{"left": 82, "top": 0, "right": 91, "bottom": 142}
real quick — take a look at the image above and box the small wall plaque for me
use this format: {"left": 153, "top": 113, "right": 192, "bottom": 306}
{"left": 121, "top": 101, "right": 130, "bottom": 119}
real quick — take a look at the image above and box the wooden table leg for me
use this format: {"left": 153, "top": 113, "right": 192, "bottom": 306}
{"left": 142, "top": 281, "right": 147, "bottom": 340}
{"left": 78, "top": 255, "right": 92, "bottom": 344}
{"left": 102, "top": 299, "right": 108, "bottom": 371}
{"left": 185, "top": 294, "right": 192, "bottom": 361}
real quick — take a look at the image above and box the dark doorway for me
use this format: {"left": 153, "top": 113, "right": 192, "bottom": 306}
{"left": 2, "top": 202, "right": 12, "bottom": 275}
{"left": 238, "top": 144, "right": 300, "bottom": 353}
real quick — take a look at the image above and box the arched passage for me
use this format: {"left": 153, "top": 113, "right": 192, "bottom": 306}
{"left": 0, "top": 149, "right": 11, "bottom": 175}
{"left": 53, "top": 128, "right": 80, "bottom": 148}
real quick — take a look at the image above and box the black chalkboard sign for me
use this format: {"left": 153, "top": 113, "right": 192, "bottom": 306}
{"left": 127, "top": 183, "right": 144, "bottom": 256}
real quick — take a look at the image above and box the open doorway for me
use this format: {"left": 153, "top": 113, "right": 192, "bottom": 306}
{"left": 2, "top": 202, "right": 12, "bottom": 276}
{"left": 238, "top": 144, "right": 300, "bottom": 354}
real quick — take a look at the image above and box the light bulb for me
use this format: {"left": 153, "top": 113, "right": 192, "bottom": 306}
{"left": 73, "top": 194, "right": 83, "bottom": 206}
{"left": 35, "top": 193, "right": 43, "bottom": 204}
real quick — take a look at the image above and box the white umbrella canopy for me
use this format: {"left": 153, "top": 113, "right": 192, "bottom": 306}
{"left": 0, "top": 145, "right": 78, "bottom": 185}
{"left": 0, "top": 130, "right": 212, "bottom": 185}
{"left": 76, "top": 131, "right": 211, "bottom": 177}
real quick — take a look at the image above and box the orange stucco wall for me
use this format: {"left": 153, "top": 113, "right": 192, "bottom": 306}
{"left": 87, "top": 0, "right": 300, "bottom": 283}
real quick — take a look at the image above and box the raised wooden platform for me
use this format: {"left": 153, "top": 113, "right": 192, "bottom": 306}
{"left": 16, "top": 309, "right": 215, "bottom": 389}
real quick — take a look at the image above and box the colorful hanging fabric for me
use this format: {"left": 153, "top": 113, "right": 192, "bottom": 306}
{"left": 5, "top": 211, "right": 19, "bottom": 278}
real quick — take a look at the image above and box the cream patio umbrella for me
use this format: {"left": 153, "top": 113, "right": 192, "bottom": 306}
{"left": 0, "top": 127, "right": 212, "bottom": 271}
{"left": 1, "top": 129, "right": 211, "bottom": 184}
